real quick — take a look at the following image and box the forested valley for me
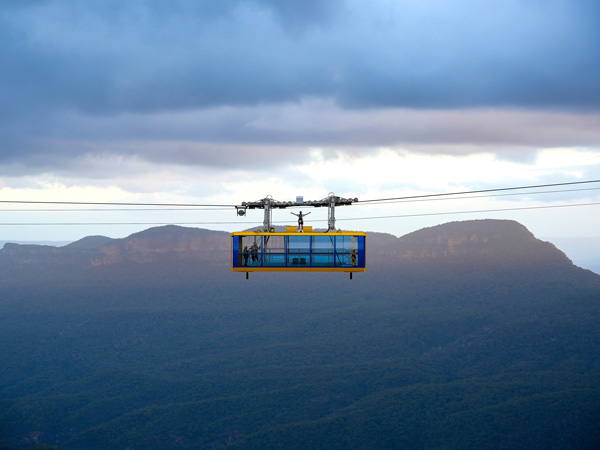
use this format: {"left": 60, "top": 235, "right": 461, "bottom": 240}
{"left": 1, "top": 220, "right": 599, "bottom": 449}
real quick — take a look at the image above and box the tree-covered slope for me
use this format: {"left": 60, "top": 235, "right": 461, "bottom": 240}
{"left": 0, "top": 220, "right": 598, "bottom": 449}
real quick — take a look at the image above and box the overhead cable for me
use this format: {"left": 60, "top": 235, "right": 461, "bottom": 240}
{"left": 0, "top": 200, "right": 236, "bottom": 208}
{"left": 336, "top": 201, "right": 600, "bottom": 221}
{"left": 357, "top": 179, "right": 600, "bottom": 204}
{"left": 1, "top": 179, "right": 599, "bottom": 209}
{"left": 1, "top": 201, "right": 598, "bottom": 226}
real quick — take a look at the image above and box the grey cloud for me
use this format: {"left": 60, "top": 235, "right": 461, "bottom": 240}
{"left": 2, "top": 103, "right": 600, "bottom": 178}
{"left": 1, "top": 0, "right": 599, "bottom": 118}
{"left": 1, "top": 0, "right": 600, "bottom": 177}
{"left": 11, "top": 101, "right": 600, "bottom": 147}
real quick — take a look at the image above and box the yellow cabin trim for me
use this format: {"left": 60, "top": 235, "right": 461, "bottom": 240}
{"left": 285, "top": 226, "right": 313, "bottom": 232}
{"left": 231, "top": 267, "right": 366, "bottom": 273}
{"left": 231, "top": 230, "right": 367, "bottom": 274}
{"left": 231, "top": 230, "right": 363, "bottom": 237}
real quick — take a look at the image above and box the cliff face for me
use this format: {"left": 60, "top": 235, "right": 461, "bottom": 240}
{"left": 400, "top": 219, "right": 543, "bottom": 255}
{"left": 369, "top": 219, "right": 570, "bottom": 267}
{"left": 91, "top": 226, "right": 231, "bottom": 266}
{"left": 1, "top": 226, "right": 231, "bottom": 268}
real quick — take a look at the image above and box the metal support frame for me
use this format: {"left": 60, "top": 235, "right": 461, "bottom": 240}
{"left": 263, "top": 196, "right": 273, "bottom": 232}
{"left": 239, "top": 193, "right": 358, "bottom": 232}
{"left": 326, "top": 193, "right": 337, "bottom": 232}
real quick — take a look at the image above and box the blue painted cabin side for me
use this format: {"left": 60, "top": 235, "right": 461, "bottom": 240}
{"left": 231, "top": 231, "right": 367, "bottom": 273}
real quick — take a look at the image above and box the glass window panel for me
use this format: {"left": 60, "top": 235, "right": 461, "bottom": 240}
{"left": 336, "top": 235, "right": 359, "bottom": 267}
{"left": 263, "top": 235, "right": 285, "bottom": 253}
{"left": 336, "top": 253, "right": 352, "bottom": 267}
{"left": 288, "top": 236, "right": 310, "bottom": 253}
{"left": 312, "top": 235, "right": 335, "bottom": 253}
{"left": 239, "top": 236, "right": 262, "bottom": 266}
{"left": 264, "top": 254, "right": 286, "bottom": 266}
{"left": 335, "top": 235, "right": 358, "bottom": 252}
{"left": 312, "top": 254, "right": 334, "bottom": 267}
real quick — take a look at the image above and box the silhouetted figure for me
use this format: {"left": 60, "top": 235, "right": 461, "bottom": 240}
{"left": 290, "top": 211, "right": 311, "bottom": 232}
{"left": 250, "top": 242, "right": 259, "bottom": 264}
{"left": 243, "top": 246, "right": 250, "bottom": 266}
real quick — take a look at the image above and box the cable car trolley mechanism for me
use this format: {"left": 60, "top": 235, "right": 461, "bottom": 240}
{"left": 231, "top": 193, "right": 366, "bottom": 279}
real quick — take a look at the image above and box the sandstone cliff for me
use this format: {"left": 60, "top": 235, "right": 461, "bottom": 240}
{"left": 1, "top": 225, "right": 230, "bottom": 268}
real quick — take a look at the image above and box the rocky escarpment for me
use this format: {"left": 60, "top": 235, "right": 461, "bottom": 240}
{"left": 88, "top": 226, "right": 230, "bottom": 266}
{"left": 369, "top": 219, "right": 571, "bottom": 267}
{"left": 1, "top": 226, "right": 231, "bottom": 268}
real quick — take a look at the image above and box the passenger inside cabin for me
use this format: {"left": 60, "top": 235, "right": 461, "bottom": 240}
{"left": 250, "top": 242, "right": 260, "bottom": 264}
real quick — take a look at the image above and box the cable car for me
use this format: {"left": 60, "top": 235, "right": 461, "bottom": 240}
{"left": 231, "top": 227, "right": 366, "bottom": 278}
{"left": 231, "top": 194, "right": 367, "bottom": 278}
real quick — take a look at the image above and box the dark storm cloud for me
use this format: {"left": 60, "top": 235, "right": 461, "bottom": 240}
{"left": 0, "top": 0, "right": 348, "bottom": 117}
{"left": 1, "top": 0, "right": 599, "bottom": 116}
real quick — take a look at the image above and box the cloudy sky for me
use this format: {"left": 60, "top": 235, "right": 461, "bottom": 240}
{"left": 1, "top": 0, "right": 600, "bottom": 256}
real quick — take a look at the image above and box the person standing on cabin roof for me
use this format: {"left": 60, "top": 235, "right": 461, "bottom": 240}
{"left": 290, "top": 211, "right": 311, "bottom": 232}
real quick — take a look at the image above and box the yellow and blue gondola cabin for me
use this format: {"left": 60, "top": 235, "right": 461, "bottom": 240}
{"left": 231, "top": 227, "right": 367, "bottom": 276}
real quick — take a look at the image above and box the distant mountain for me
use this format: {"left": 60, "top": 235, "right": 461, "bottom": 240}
{"left": 0, "top": 220, "right": 575, "bottom": 272}
{"left": 0, "top": 225, "right": 230, "bottom": 270}
{"left": 65, "top": 235, "right": 115, "bottom": 250}
{"left": 375, "top": 219, "right": 571, "bottom": 270}
{"left": 367, "top": 219, "right": 554, "bottom": 257}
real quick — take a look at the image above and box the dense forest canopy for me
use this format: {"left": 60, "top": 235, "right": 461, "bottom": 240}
{"left": 1, "top": 220, "right": 599, "bottom": 449}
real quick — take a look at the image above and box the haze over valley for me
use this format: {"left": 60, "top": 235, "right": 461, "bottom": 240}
{"left": 1, "top": 220, "right": 599, "bottom": 449}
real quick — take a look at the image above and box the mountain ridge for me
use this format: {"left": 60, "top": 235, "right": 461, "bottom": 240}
{"left": 0, "top": 220, "right": 574, "bottom": 272}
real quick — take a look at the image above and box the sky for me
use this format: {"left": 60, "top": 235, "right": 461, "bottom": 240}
{"left": 1, "top": 0, "right": 600, "bottom": 264}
